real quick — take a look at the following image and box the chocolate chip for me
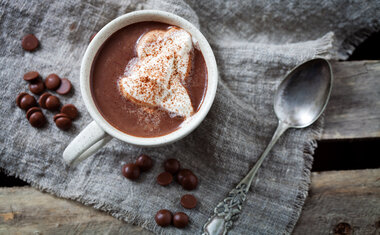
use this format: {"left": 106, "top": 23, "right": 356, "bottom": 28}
{"left": 45, "top": 95, "right": 60, "bottom": 110}
{"left": 55, "top": 116, "right": 72, "bottom": 130}
{"left": 19, "top": 94, "right": 37, "bottom": 110}
{"left": 135, "top": 154, "right": 153, "bottom": 171}
{"left": 29, "top": 79, "right": 45, "bottom": 95}
{"left": 56, "top": 78, "right": 72, "bottom": 95}
{"left": 22, "top": 34, "right": 39, "bottom": 51}
{"left": 376, "top": 220, "right": 380, "bottom": 229}
{"left": 90, "top": 33, "right": 97, "bottom": 42}
{"left": 61, "top": 104, "right": 78, "bottom": 120}
{"left": 164, "top": 158, "right": 180, "bottom": 174}
{"left": 45, "top": 74, "right": 61, "bottom": 90}
{"left": 38, "top": 92, "right": 51, "bottom": 108}
{"left": 16, "top": 92, "right": 28, "bottom": 108}
{"left": 181, "top": 173, "right": 198, "bottom": 190}
{"left": 173, "top": 212, "right": 189, "bottom": 228}
{"left": 23, "top": 71, "right": 40, "bottom": 82}
{"left": 177, "top": 169, "right": 193, "bottom": 185}
{"left": 155, "top": 209, "right": 172, "bottom": 227}
{"left": 122, "top": 163, "right": 140, "bottom": 180}
{"left": 180, "top": 194, "right": 197, "bottom": 209}
{"left": 333, "top": 222, "right": 352, "bottom": 235}
{"left": 53, "top": 113, "right": 70, "bottom": 122}
{"left": 26, "top": 107, "right": 42, "bottom": 120}
{"left": 29, "top": 112, "right": 46, "bottom": 128}
{"left": 157, "top": 172, "right": 173, "bottom": 186}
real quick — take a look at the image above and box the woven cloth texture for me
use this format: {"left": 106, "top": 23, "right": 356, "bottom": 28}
{"left": 1, "top": 0, "right": 379, "bottom": 234}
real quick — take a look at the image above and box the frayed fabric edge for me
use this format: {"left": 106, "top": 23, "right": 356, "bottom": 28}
{"left": 313, "top": 32, "right": 335, "bottom": 59}
{"left": 283, "top": 115, "right": 324, "bottom": 234}
{"left": 338, "top": 24, "right": 380, "bottom": 60}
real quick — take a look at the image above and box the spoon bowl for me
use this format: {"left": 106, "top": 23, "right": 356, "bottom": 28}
{"left": 274, "top": 58, "right": 333, "bottom": 128}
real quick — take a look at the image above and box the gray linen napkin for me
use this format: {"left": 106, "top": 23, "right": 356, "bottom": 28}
{"left": 1, "top": 0, "right": 379, "bottom": 234}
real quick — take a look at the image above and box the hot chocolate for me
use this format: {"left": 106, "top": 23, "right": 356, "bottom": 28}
{"left": 90, "top": 22, "right": 207, "bottom": 137}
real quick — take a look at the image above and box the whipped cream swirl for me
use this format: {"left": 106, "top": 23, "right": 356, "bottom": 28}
{"left": 119, "top": 27, "right": 194, "bottom": 118}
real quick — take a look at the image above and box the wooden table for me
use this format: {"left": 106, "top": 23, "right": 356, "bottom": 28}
{"left": 1, "top": 61, "right": 379, "bottom": 234}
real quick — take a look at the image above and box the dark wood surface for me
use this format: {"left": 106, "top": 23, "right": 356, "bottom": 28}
{"left": 321, "top": 61, "right": 380, "bottom": 140}
{"left": 0, "top": 187, "right": 153, "bottom": 235}
{"left": 312, "top": 138, "right": 380, "bottom": 172}
{"left": 293, "top": 169, "right": 380, "bottom": 235}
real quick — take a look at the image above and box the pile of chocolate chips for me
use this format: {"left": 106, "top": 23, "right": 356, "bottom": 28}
{"left": 158, "top": 158, "right": 199, "bottom": 190}
{"left": 17, "top": 34, "right": 79, "bottom": 130}
{"left": 122, "top": 154, "right": 153, "bottom": 180}
{"left": 17, "top": 71, "right": 78, "bottom": 130}
{"left": 122, "top": 156, "right": 199, "bottom": 229}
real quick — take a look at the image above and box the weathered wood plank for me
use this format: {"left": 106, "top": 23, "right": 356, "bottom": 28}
{"left": 293, "top": 169, "right": 380, "bottom": 235}
{"left": 1, "top": 169, "right": 379, "bottom": 234}
{"left": 321, "top": 60, "right": 380, "bottom": 140}
{"left": 0, "top": 187, "right": 153, "bottom": 235}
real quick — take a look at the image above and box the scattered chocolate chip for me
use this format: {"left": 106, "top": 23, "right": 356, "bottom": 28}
{"left": 173, "top": 212, "right": 189, "bottom": 228}
{"left": 53, "top": 113, "right": 70, "bottom": 122}
{"left": 164, "top": 158, "right": 180, "bottom": 174}
{"left": 135, "top": 154, "right": 153, "bottom": 171}
{"left": 333, "top": 222, "right": 352, "bottom": 235}
{"left": 45, "top": 74, "right": 61, "bottom": 90}
{"left": 29, "top": 79, "right": 45, "bottom": 94}
{"left": 157, "top": 172, "right": 173, "bottom": 186}
{"left": 19, "top": 94, "right": 37, "bottom": 110}
{"left": 56, "top": 78, "right": 72, "bottom": 95}
{"left": 122, "top": 163, "right": 140, "bottom": 180}
{"left": 61, "top": 104, "right": 78, "bottom": 120}
{"left": 28, "top": 112, "right": 46, "bottom": 128}
{"left": 375, "top": 220, "right": 380, "bottom": 229}
{"left": 90, "top": 33, "right": 97, "bottom": 42}
{"left": 181, "top": 173, "right": 198, "bottom": 190}
{"left": 38, "top": 92, "right": 52, "bottom": 108}
{"left": 376, "top": 220, "right": 380, "bottom": 229}
{"left": 55, "top": 116, "right": 72, "bottom": 130}
{"left": 26, "top": 107, "right": 42, "bottom": 120}
{"left": 21, "top": 34, "right": 39, "bottom": 51}
{"left": 23, "top": 71, "right": 40, "bottom": 82}
{"left": 177, "top": 169, "right": 193, "bottom": 185}
{"left": 155, "top": 209, "right": 172, "bottom": 227}
{"left": 180, "top": 194, "right": 197, "bottom": 209}
{"left": 16, "top": 92, "right": 28, "bottom": 108}
{"left": 45, "top": 95, "right": 60, "bottom": 110}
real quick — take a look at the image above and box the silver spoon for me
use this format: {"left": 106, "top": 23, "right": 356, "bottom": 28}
{"left": 202, "top": 58, "right": 333, "bottom": 235}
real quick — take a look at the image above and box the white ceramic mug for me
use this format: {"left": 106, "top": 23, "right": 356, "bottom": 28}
{"left": 63, "top": 10, "right": 218, "bottom": 165}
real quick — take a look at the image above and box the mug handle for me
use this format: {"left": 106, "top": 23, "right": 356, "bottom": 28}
{"left": 63, "top": 121, "right": 112, "bottom": 165}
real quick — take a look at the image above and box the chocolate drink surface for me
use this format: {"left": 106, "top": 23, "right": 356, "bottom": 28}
{"left": 90, "top": 22, "right": 207, "bottom": 137}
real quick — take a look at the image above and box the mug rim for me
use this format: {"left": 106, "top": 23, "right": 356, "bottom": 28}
{"left": 80, "top": 10, "right": 218, "bottom": 147}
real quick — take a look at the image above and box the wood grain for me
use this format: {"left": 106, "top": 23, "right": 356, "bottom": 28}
{"left": 0, "top": 187, "right": 153, "bottom": 235}
{"left": 1, "top": 169, "right": 379, "bottom": 234}
{"left": 321, "top": 61, "right": 380, "bottom": 140}
{"left": 293, "top": 169, "right": 380, "bottom": 235}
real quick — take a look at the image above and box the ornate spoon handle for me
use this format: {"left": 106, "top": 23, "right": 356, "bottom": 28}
{"left": 202, "top": 121, "right": 288, "bottom": 235}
